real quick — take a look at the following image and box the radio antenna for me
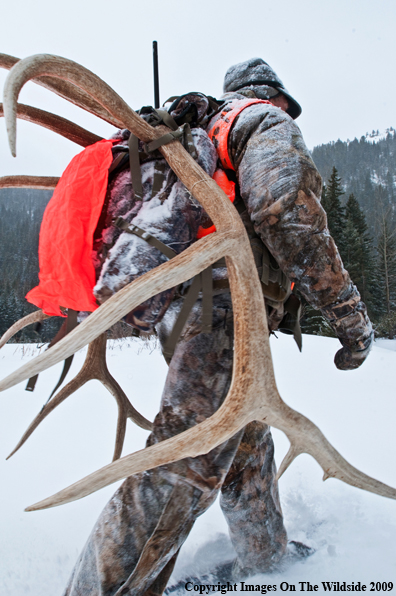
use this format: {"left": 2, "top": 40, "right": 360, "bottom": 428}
{"left": 153, "top": 41, "right": 160, "bottom": 108}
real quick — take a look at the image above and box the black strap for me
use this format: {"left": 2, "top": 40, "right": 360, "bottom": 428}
{"left": 151, "top": 161, "right": 167, "bottom": 197}
{"left": 162, "top": 275, "right": 202, "bottom": 364}
{"left": 154, "top": 109, "right": 179, "bottom": 131}
{"left": 108, "top": 151, "right": 128, "bottom": 176}
{"left": 162, "top": 269, "right": 213, "bottom": 364}
{"left": 143, "top": 127, "right": 185, "bottom": 153}
{"left": 128, "top": 133, "right": 144, "bottom": 200}
{"left": 201, "top": 266, "right": 212, "bottom": 333}
{"left": 45, "top": 309, "right": 78, "bottom": 402}
{"left": 114, "top": 217, "right": 177, "bottom": 260}
{"left": 25, "top": 374, "right": 38, "bottom": 392}
{"left": 279, "top": 294, "right": 302, "bottom": 352}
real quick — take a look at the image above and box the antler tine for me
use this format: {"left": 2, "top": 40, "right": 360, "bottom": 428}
{"left": 7, "top": 333, "right": 152, "bottom": 462}
{"left": 273, "top": 405, "right": 396, "bottom": 499}
{"left": 3, "top": 54, "right": 157, "bottom": 157}
{"left": 25, "top": 374, "right": 396, "bottom": 511}
{"left": 2, "top": 54, "right": 236, "bottom": 230}
{"left": 0, "top": 102, "right": 103, "bottom": 147}
{"left": 0, "top": 53, "right": 122, "bottom": 128}
{"left": 2, "top": 54, "right": 394, "bottom": 509}
{"left": 0, "top": 310, "right": 50, "bottom": 349}
{"left": 0, "top": 176, "right": 59, "bottom": 189}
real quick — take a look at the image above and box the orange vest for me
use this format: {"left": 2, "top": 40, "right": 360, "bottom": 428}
{"left": 197, "top": 98, "right": 272, "bottom": 238}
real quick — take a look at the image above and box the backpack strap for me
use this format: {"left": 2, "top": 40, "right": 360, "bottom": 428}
{"left": 114, "top": 217, "right": 177, "bottom": 260}
{"left": 207, "top": 98, "right": 272, "bottom": 170}
{"left": 162, "top": 267, "right": 213, "bottom": 365}
{"left": 114, "top": 217, "right": 213, "bottom": 363}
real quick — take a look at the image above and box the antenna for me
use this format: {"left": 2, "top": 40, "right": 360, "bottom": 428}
{"left": 153, "top": 41, "right": 160, "bottom": 108}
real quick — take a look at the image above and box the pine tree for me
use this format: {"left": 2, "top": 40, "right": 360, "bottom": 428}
{"left": 376, "top": 209, "right": 396, "bottom": 316}
{"left": 343, "top": 194, "right": 378, "bottom": 317}
{"left": 322, "top": 167, "right": 346, "bottom": 256}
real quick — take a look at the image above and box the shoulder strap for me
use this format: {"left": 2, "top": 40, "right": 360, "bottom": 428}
{"left": 207, "top": 98, "right": 272, "bottom": 170}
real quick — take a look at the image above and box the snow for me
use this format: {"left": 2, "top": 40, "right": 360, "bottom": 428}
{"left": 364, "top": 128, "right": 395, "bottom": 144}
{"left": 374, "top": 338, "right": 396, "bottom": 352}
{"left": 0, "top": 334, "right": 395, "bottom": 594}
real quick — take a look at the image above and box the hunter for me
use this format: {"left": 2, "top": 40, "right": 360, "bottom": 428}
{"left": 62, "top": 58, "right": 373, "bottom": 595}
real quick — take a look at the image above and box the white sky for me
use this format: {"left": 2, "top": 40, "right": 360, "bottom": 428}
{"left": 1, "top": 0, "right": 395, "bottom": 176}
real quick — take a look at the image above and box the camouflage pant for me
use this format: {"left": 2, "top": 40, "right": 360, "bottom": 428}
{"left": 63, "top": 294, "right": 287, "bottom": 596}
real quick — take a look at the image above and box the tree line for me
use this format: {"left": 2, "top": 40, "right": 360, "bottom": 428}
{"left": 301, "top": 167, "right": 396, "bottom": 338}
{"left": 0, "top": 188, "right": 62, "bottom": 342}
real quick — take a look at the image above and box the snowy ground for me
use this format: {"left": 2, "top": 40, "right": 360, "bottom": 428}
{"left": 0, "top": 334, "right": 395, "bottom": 594}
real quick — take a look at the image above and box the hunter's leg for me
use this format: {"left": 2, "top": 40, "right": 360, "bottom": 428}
{"left": 220, "top": 421, "right": 288, "bottom": 575}
{"left": 63, "top": 295, "right": 241, "bottom": 596}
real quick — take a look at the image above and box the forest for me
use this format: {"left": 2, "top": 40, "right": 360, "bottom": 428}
{"left": 1, "top": 128, "right": 396, "bottom": 341}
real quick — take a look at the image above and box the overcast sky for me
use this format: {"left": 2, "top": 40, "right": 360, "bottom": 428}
{"left": 1, "top": 0, "right": 395, "bottom": 177}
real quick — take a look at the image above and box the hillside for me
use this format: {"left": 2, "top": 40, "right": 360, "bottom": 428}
{"left": 312, "top": 128, "right": 396, "bottom": 237}
{"left": 0, "top": 188, "right": 62, "bottom": 341}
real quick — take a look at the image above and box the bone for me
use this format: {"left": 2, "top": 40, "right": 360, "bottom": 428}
{"left": 0, "top": 310, "right": 50, "bottom": 349}
{"left": 0, "top": 102, "right": 102, "bottom": 147}
{"left": 7, "top": 333, "right": 152, "bottom": 462}
{"left": 2, "top": 53, "right": 395, "bottom": 509}
{"left": 0, "top": 176, "right": 59, "bottom": 189}
{"left": 0, "top": 53, "right": 122, "bottom": 128}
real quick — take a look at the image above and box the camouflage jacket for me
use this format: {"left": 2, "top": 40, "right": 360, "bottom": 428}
{"left": 93, "top": 93, "right": 372, "bottom": 361}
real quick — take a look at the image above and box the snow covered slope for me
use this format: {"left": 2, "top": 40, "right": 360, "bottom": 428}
{"left": 0, "top": 335, "right": 395, "bottom": 594}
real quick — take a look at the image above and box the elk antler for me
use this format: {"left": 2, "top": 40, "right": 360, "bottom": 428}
{"left": 1, "top": 311, "right": 151, "bottom": 459}
{"left": 0, "top": 309, "right": 50, "bottom": 349}
{"left": 0, "top": 102, "right": 103, "bottom": 147}
{"left": 1, "top": 54, "right": 395, "bottom": 512}
{"left": 0, "top": 175, "right": 59, "bottom": 189}
{"left": 7, "top": 333, "right": 152, "bottom": 462}
{"left": 0, "top": 53, "right": 123, "bottom": 129}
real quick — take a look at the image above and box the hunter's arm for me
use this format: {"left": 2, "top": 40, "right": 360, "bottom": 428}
{"left": 229, "top": 103, "right": 373, "bottom": 368}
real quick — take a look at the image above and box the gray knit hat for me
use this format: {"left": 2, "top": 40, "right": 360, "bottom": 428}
{"left": 223, "top": 58, "right": 302, "bottom": 119}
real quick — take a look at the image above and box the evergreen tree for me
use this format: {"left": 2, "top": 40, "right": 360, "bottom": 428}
{"left": 376, "top": 207, "right": 396, "bottom": 316}
{"left": 343, "top": 194, "right": 378, "bottom": 317}
{"left": 0, "top": 189, "right": 63, "bottom": 342}
{"left": 322, "top": 167, "right": 346, "bottom": 256}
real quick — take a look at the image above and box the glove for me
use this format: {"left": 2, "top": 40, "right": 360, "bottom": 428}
{"left": 322, "top": 288, "right": 374, "bottom": 371}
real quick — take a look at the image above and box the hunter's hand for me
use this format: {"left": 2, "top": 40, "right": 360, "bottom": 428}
{"left": 334, "top": 333, "right": 374, "bottom": 371}
{"left": 322, "top": 290, "right": 373, "bottom": 371}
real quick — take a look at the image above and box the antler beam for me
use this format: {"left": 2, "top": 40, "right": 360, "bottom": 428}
{"left": 0, "top": 310, "right": 50, "bottom": 348}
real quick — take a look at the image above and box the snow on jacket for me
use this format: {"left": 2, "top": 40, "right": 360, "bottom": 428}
{"left": 93, "top": 93, "right": 370, "bottom": 348}
{"left": 219, "top": 92, "right": 351, "bottom": 307}
{"left": 93, "top": 127, "right": 217, "bottom": 332}
{"left": 217, "top": 92, "right": 371, "bottom": 353}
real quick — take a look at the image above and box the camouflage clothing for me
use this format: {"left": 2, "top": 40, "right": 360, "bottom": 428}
{"left": 221, "top": 93, "right": 372, "bottom": 363}
{"left": 63, "top": 296, "right": 286, "bottom": 596}
{"left": 64, "top": 88, "right": 372, "bottom": 595}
